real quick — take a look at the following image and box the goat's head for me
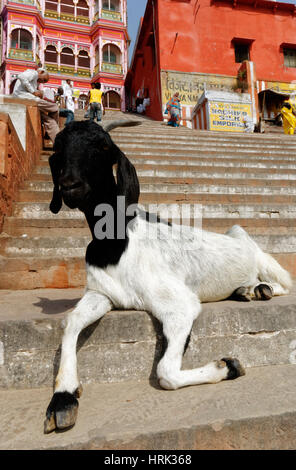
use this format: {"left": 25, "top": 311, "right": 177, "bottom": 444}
{"left": 49, "top": 120, "right": 141, "bottom": 214}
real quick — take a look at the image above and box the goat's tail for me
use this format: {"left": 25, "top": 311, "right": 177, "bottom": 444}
{"left": 257, "top": 250, "right": 293, "bottom": 295}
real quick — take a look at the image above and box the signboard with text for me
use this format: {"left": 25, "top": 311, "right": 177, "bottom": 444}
{"left": 208, "top": 101, "right": 252, "bottom": 132}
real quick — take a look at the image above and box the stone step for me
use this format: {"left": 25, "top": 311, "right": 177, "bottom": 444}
{"left": 41, "top": 146, "right": 296, "bottom": 160}
{"left": 1, "top": 287, "right": 296, "bottom": 391}
{"left": 1, "top": 364, "right": 296, "bottom": 449}
{"left": 18, "top": 190, "right": 296, "bottom": 205}
{"left": 19, "top": 180, "right": 296, "bottom": 197}
{"left": 37, "top": 155, "right": 296, "bottom": 170}
{"left": 23, "top": 174, "right": 296, "bottom": 194}
{"left": 113, "top": 136, "right": 296, "bottom": 152}
{"left": 1, "top": 252, "right": 295, "bottom": 289}
{"left": 32, "top": 165, "right": 296, "bottom": 181}
{"left": 0, "top": 232, "right": 295, "bottom": 258}
{"left": 4, "top": 216, "right": 296, "bottom": 237}
{"left": 111, "top": 129, "right": 296, "bottom": 143}
{"left": 11, "top": 202, "right": 296, "bottom": 219}
{"left": 113, "top": 140, "right": 296, "bottom": 154}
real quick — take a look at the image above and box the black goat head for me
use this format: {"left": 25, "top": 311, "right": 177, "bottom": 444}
{"left": 49, "top": 120, "right": 141, "bottom": 214}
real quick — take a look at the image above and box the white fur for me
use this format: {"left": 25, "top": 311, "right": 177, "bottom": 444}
{"left": 55, "top": 213, "right": 292, "bottom": 394}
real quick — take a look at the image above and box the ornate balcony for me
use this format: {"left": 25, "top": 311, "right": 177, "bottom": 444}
{"left": 45, "top": 63, "right": 59, "bottom": 73}
{"left": 8, "top": 48, "right": 34, "bottom": 61}
{"left": 60, "top": 12, "right": 75, "bottom": 22}
{"left": 77, "top": 68, "right": 91, "bottom": 77}
{"left": 101, "top": 9, "right": 121, "bottom": 22}
{"left": 8, "top": 0, "right": 35, "bottom": 5}
{"left": 101, "top": 62, "right": 122, "bottom": 74}
{"left": 60, "top": 65, "right": 75, "bottom": 75}
{"left": 44, "top": 9, "right": 59, "bottom": 18}
{"left": 76, "top": 15, "right": 90, "bottom": 25}
{"left": 94, "top": 63, "right": 100, "bottom": 76}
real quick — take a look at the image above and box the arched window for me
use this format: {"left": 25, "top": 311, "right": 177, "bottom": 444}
{"left": 102, "top": 44, "right": 120, "bottom": 64}
{"left": 45, "top": 0, "right": 58, "bottom": 11}
{"left": 77, "top": 0, "right": 89, "bottom": 17}
{"left": 78, "top": 93, "right": 88, "bottom": 109}
{"left": 102, "top": 0, "right": 119, "bottom": 12}
{"left": 11, "top": 29, "right": 32, "bottom": 50}
{"left": 78, "top": 50, "right": 90, "bottom": 68}
{"left": 104, "top": 90, "right": 121, "bottom": 109}
{"left": 60, "top": 47, "right": 74, "bottom": 66}
{"left": 45, "top": 45, "right": 57, "bottom": 63}
{"left": 60, "top": 0, "right": 74, "bottom": 15}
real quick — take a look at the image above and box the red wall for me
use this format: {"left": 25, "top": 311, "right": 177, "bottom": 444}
{"left": 126, "top": 2, "right": 163, "bottom": 120}
{"left": 127, "top": 0, "right": 296, "bottom": 120}
{"left": 157, "top": 0, "right": 296, "bottom": 82}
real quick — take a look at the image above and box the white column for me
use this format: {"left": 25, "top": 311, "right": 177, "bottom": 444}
{"left": 99, "top": 37, "right": 103, "bottom": 71}
{"left": 74, "top": 45, "right": 78, "bottom": 72}
{"left": 7, "top": 23, "right": 11, "bottom": 57}
{"left": 90, "top": 44, "right": 95, "bottom": 76}
{"left": 57, "top": 41, "right": 61, "bottom": 69}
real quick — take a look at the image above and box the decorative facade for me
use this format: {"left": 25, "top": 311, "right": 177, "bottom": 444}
{"left": 0, "top": 0, "right": 129, "bottom": 109}
{"left": 126, "top": 0, "right": 296, "bottom": 126}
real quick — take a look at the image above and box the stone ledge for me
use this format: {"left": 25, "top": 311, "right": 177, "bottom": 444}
{"left": 1, "top": 287, "right": 296, "bottom": 389}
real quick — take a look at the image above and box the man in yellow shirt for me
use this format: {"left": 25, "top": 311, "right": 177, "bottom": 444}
{"left": 88, "top": 82, "right": 103, "bottom": 122}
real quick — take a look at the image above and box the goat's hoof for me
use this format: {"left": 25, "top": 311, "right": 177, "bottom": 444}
{"left": 44, "top": 392, "right": 79, "bottom": 434}
{"left": 221, "top": 357, "right": 246, "bottom": 380}
{"left": 254, "top": 284, "right": 273, "bottom": 301}
{"left": 230, "top": 286, "right": 251, "bottom": 302}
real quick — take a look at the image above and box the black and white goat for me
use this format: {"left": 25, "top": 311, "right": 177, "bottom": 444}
{"left": 44, "top": 120, "right": 292, "bottom": 433}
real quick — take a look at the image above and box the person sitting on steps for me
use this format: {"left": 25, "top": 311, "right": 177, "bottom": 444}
{"left": 13, "top": 68, "right": 60, "bottom": 143}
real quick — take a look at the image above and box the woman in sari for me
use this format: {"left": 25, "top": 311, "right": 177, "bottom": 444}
{"left": 280, "top": 100, "right": 296, "bottom": 135}
{"left": 165, "top": 92, "right": 181, "bottom": 127}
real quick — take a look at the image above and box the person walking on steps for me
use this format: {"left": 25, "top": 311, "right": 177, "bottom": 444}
{"left": 89, "top": 82, "right": 103, "bottom": 122}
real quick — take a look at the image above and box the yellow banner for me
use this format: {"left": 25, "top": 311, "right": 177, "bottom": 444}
{"left": 209, "top": 101, "right": 252, "bottom": 132}
{"left": 161, "top": 70, "right": 236, "bottom": 107}
{"left": 265, "top": 80, "right": 296, "bottom": 95}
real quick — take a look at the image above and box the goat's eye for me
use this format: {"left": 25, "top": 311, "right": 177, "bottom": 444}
{"left": 103, "top": 146, "right": 109, "bottom": 151}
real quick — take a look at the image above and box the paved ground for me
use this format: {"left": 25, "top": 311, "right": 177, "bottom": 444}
{"left": 1, "top": 364, "right": 296, "bottom": 450}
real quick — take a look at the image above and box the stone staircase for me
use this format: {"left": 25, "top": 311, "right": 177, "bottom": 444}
{"left": 1, "top": 111, "right": 296, "bottom": 288}
{"left": 2, "top": 111, "right": 296, "bottom": 449}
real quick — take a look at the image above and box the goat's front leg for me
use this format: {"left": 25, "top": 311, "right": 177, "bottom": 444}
{"left": 44, "top": 290, "right": 112, "bottom": 433}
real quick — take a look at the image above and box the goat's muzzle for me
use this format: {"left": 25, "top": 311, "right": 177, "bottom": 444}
{"left": 60, "top": 179, "right": 89, "bottom": 209}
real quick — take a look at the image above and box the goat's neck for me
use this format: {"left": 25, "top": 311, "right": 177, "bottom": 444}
{"left": 83, "top": 187, "right": 131, "bottom": 241}
{"left": 82, "top": 189, "right": 134, "bottom": 268}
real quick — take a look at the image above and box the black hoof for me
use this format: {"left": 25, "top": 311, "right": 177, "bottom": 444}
{"left": 221, "top": 357, "right": 246, "bottom": 380}
{"left": 229, "top": 286, "right": 251, "bottom": 302}
{"left": 254, "top": 284, "right": 273, "bottom": 301}
{"left": 44, "top": 391, "right": 79, "bottom": 434}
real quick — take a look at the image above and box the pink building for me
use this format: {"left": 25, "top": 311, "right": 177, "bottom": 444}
{"left": 0, "top": 0, "right": 129, "bottom": 110}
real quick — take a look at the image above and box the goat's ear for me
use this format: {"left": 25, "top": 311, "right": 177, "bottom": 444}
{"left": 49, "top": 152, "right": 63, "bottom": 214}
{"left": 116, "top": 151, "right": 140, "bottom": 206}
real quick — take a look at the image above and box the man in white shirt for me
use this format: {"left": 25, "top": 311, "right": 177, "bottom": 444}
{"left": 63, "top": 79, "right": 75, "bottom": 113}
{"left": 13, "top": 68, "right": 60, "bottom": 143}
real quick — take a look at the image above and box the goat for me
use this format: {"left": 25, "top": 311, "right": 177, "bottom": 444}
{"left": 44, "top": 120, "right": 292, "bottom": 433}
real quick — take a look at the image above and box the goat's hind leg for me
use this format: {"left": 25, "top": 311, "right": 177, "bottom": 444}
{"left": 154, "top": 293, "right": 245, "bottom": 390}
{"left": 44, "top": 290, "right": 112, "bottom": 434}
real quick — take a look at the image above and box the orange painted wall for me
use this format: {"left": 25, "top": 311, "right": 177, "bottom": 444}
{"left": 127, "top": 0, "right": 296, "bottom": 120}
{"left": 157, "top": 0, "right": 296, "bottom": 82}
{"left": 126, "top": 2, "right": 163, "bottom": 120}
